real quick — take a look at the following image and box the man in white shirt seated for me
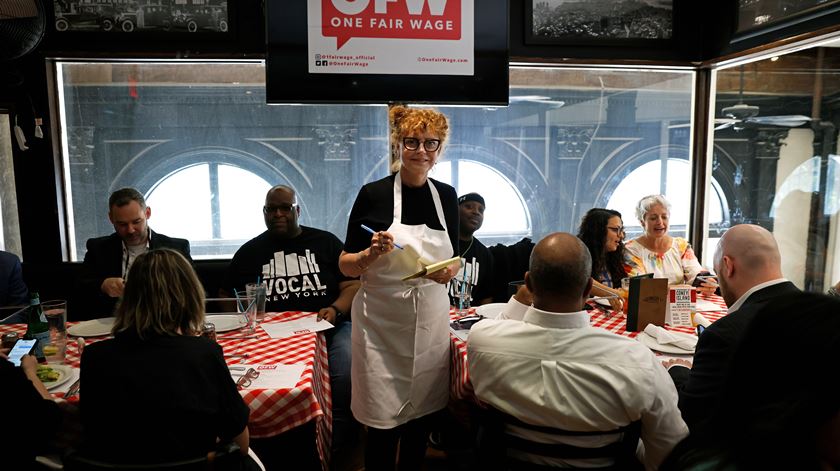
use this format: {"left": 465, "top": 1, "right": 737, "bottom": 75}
{"left": 467, "top": 232, "right": 687, "bottom": 470}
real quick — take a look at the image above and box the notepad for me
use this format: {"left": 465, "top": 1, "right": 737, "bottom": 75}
{"left": 401, "top": 256, "right": 462, "bottom": 281}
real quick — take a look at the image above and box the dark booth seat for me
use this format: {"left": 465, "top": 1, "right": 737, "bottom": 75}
{"left": 21, "top": 260, "right": 231, "bottom": 322}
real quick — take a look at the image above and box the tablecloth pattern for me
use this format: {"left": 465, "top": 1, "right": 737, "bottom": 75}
{"left": 449, "top": 294, "right": 728, "bottom": 400}
{"left": 0, "top": 310, "right": 332, "bottom": 469}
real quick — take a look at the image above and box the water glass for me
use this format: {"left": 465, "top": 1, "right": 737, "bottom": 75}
{"left": 245, "top": 282, "right": 267, "bottom": 322}
{"left": 235, "top": 290, "right": 257, "bottom": 334}
{"left": 453, "top": 278, "right": 473, "bottom": 316}
{"left": 41, "top": 300, "right": 67, "bottom": 364}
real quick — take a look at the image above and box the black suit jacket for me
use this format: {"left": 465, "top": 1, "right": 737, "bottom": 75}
{"left": 669, "top": 281, "right": 800, "bottom": 430}
{"left": 0, "top": 250, "right": 28, "bottom": 308}
{"left": 79, "top": 230, "right": 192, "bottom": 320}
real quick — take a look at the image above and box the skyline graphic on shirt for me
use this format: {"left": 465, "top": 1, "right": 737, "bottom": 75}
{"left": 261, "top": 249, "right": 328, "bottom": 302}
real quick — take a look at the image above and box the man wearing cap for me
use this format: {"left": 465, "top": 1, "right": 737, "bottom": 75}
{"left": 448, "top": 192, "right": 494, "bottom": 307}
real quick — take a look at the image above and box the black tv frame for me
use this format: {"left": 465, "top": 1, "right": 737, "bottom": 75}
{"left": 265, "top": 0, "right": 509, "bottom": 105}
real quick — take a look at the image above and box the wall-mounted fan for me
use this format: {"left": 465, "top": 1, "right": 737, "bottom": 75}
{"left": 0, "top": 0, "right": 46, "bottom": 62}
{"left": 714, "top": 65, "right": 811, "bottom": 131}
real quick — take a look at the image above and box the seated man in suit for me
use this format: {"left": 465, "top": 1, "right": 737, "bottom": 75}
{"left": 664, "top": 223, "right": 799, "bottom": 431}
{"left": 80, "top": 188, "right": 192, "bottom": 318}
{"left": 468, "top": 232, "right": 687, "bottom": 470}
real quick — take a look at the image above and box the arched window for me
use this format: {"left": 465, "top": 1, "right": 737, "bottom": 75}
{"left": 606, "top": 158, "right": 726, "bottom": 244}
{"left": 430, "top": 159, "right": 531, "bottom": 245}
{"left": 146, "top": 163, "right": 273, "bottom": 258}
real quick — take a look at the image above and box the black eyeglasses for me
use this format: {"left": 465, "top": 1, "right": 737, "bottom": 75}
{"left": 607, "top": 226, "right": 624, "bottom": 234}
{"left": 263, "top": 203, "right": 298, "bottom": 214}
{"left": 403, "top": 137, "right": 441, "bottom": 152}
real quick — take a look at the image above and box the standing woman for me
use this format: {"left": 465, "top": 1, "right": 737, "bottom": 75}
{"left": 576, "top": 208, "right": 626, "bottom": 310}
{"left": 624, "top": 195, "right": 716, "bottom": 293}
{"left": 339, "top": 106, "right": 459, "bottom": 471}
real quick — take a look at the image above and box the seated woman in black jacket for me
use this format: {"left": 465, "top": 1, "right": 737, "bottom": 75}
{"left": 80, "top": 248, "right": 252, "bottom": 465}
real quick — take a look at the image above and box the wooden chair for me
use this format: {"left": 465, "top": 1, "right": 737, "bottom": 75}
{"left": 63, "top": 442, "right": 248, "bottom": 471}
{"left": 476, "top": 407, "right": 643, "bottom": 471}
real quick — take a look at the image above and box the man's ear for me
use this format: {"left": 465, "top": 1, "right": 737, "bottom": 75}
{"left": 723, "top": 255, "right": 735, "bottom": 278}
{"left": 107, "top": 210, "right": 114, "bottom": 224}
{"left": 524, "top": 271, "right": 532, "bottom": 292}
{"left": 145, "top": 206, "right": 152, "bottom": 220}
{"left": 583, "top": 277, "right": 594, "bottom": 299}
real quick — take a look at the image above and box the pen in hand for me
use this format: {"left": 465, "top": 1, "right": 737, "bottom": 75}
{"left": 360, "top": 224, "right": 404, "bottom": 250}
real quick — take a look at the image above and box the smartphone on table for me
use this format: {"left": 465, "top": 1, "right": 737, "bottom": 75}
{"left": 7, "top": 339, "right": 37, "bottom": 367}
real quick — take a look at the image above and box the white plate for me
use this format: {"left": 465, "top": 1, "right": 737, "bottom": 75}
{"left": 206, "top": 314, "right": 248, "bottom": 333}
{"left": 474, "top": 303, "right": 507, "bottom": 320}
{"left": 590, "top": 297, "right": 616, "bottom": 308}
{"left": 636, "top": 331, "right": 696, "bottom": 354}
{"left": 39, "top": 364, "right": 73, "bottom": 390}
{"left": 67, "top": 317, "right": 115, "bottom": 337}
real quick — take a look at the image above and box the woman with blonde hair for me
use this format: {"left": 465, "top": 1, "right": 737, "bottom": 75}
{"left": 339, "top": 105, "right": 459, "bottom": 471}
{"left": 80, "top": 248, "right": 254, "bottom": 466}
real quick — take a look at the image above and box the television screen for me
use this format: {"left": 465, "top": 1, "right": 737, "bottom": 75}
{"left": 266, "top": 0, "right": 509, "bottom": 105}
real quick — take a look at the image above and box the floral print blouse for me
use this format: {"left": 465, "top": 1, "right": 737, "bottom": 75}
{"left": 623, "top": 237, "right": 704, "bottom": 285}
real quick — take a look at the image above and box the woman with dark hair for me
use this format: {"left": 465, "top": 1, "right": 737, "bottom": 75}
{"left": 661, "top": 291, "right": 840, "bottom": 470}
{"left": 80, "top": 249, "right": 257, "bottom": 467}
{"left": 577, "top": 208, "right": 626, "bottom": 310}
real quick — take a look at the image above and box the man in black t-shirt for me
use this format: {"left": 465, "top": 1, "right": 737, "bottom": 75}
{"left": 448, "top": 193, "right": 494, "bottom": 306}
{"left": 224, "top": 185, "right": 360, "bottom": 462}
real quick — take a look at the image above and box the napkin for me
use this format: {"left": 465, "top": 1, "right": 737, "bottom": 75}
{"left": 643, "top": 324, "right": 697, "bottom": 352}
{"left": 693, "top": 313, "right": 712, "bottom": 328}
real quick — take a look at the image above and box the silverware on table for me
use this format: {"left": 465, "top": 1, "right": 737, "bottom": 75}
{"left": 64, "top": 378, "right": 81, "bottom": 399}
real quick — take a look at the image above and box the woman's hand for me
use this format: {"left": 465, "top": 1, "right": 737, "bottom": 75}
{"left": 368, "top": 230, "right": 396, "bottom": 259}
{"left": 425, "top": 266, "right": 453, "bottom": 284}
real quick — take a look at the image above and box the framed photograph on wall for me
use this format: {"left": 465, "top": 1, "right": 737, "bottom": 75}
{"left": 736, "top": 0, "right": 840, "bottom": 35}
{"left": 525, "top": 0, "right": 674, "bottom": 45}
{"left": 52, "top": 0, "right": 229, "bottom": 34}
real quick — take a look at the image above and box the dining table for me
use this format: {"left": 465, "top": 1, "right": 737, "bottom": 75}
{"left": 449, "top": 293, "right": 729, "bottom": 400}
{"left": 0, "top": 310, "right": 333, "bottom": 470}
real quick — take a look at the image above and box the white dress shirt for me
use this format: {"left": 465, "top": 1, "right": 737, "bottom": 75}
{"left": 468, "top": 306, "right": 688, "bottom": 470}
{"left": 497, "top": 295, "right": 529, "bottom": 321}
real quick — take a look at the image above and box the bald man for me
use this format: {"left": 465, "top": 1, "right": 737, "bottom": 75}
{"left": 468, "top": 233, "right": 687, "bottom": 470}
{"left": 666, "top": 224, "right": 799, "bottom": 430}
{"left": 224, "top": 185, "right": 361, "bottom": 462}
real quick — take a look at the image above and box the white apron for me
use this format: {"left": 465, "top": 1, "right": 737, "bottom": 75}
{"left": 350, "top": 173, "right": 453, "bottom": 429}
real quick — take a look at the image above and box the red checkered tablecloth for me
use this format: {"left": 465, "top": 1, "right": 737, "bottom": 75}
{"left": 0, "top": 311, "right": 332, "bottom": 469}
{"left": 449, "top": 294, "right": 728, "bottom": 400}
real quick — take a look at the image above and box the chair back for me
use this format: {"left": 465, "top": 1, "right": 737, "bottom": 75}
{"left": 63, "top": 442, "right": 243, "bottom": 471}
{"left": 477, "top": 407, "right": 642, "bottom": 470}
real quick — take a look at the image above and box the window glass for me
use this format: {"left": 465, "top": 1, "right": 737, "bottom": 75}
{"left": 57, "top": 62, "right": 694, "bottom": 260}
{"left": 430, "top": 160, "right": 530, "bottom": 245}
{"left": 709, "top": 49, "right": 840, "bottom": 291}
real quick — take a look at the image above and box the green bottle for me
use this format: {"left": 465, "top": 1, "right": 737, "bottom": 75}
{"left": 23, "top": 292, "right": 50, "bottom": 359}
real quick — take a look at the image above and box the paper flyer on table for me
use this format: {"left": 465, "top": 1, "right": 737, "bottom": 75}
{"left": 260, "top": 315, "right": 333, "bottom": 339}
{"left": 229, "top": 364, "right": 306, "bottom": 390}
{"left": 696, "top": 299, "right": 725, "bottom": 312}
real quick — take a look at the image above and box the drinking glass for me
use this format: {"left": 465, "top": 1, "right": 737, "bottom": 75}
{"left": 453, "top": 278, "right": 473, "bottom": 316}
{"left": 41, "top": 300, "right": 67, "bottom": 364}
{"left": 245, "top": 282, "right": 267, "bottom": 322}
{"left": 620, "top": 278, "right": 630, "bottom": 314}
{"left": 235, "top": 290, "right": 257, "bottom": 334}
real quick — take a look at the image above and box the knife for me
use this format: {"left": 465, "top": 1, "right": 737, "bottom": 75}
{"left": 64, "top": 378, "right": 81, "bottom": 399}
